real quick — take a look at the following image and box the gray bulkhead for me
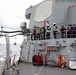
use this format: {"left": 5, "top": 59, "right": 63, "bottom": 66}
{"left": 26, "top": 0, "right": 76, "bottom": 28}
{"left": 20, "top": 39, "right": 76, "bottom": 66}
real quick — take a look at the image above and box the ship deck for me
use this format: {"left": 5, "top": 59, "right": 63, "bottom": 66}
{"left": 17, "top": 62, "right": 76, "bottom": 75}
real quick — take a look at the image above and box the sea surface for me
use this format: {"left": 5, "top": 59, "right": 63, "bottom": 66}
{"left": 0, "top": 43, "right": 21, "bottom": 58}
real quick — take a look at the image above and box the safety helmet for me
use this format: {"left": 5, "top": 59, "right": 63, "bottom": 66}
{"left": 53, "top": 23, "right": 56, "bottom": 25}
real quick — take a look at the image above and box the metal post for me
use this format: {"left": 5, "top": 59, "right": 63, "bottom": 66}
{"left": 4, "top": 34, "right": 13, "bottom": 75}
{"left": 6, "top": 34, "right": 10, "bottom": 69}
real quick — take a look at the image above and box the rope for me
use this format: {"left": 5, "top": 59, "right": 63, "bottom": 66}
{"left": 0, "top": 30, "right": 22, "bottom": 33}
{"left": 37, "top": 66, "right": 44, "bottom": 75}
{"left": 9, "top": 33, "right": 22, "bottom": 37}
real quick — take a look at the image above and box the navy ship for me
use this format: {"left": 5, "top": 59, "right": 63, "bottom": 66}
{"left": 20, "top": 0, "right": 76, "bottom": 69}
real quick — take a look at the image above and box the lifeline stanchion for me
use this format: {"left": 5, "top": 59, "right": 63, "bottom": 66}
{"left": 4, "top": 34, "right": 12, "bottom": 75}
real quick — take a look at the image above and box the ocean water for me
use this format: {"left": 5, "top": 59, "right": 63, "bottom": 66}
{"left": 0, "top": 43, "right": 21, "bottom": 58}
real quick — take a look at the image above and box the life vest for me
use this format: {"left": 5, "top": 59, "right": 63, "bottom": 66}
{"left": 60, "top": 27, "right": 66, "bottom": 32}
{"left": 42, "top": 26, "right": 46, "bottom": 33}
{"left": 36, "top": 28, "right": 40, "bottom": 34}
{"left": 56, "top": 55, "right": 62, "bottom": 67}
{"left": 53, "top": 26, "right": 57, "bottom": 31}
{"left": 46, "top": 26, "right": 51, "bottom": 32}
{"left": 57, "top": 55, "right": 66, "bottom": 67}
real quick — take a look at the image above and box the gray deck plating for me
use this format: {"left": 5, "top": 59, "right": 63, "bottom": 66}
{"left": 17, "top": 62, "right": 76, "bottom": 75}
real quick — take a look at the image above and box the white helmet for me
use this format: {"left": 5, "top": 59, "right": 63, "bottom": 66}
{"left": 53, "top": 23, "right": 56, "bottom": 25}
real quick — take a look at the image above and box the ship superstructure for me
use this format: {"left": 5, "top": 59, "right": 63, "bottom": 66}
{"left": 20, "top": 0, "right": 76, "bottom": 68}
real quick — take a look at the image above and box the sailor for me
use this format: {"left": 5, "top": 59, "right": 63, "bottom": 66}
{"left": 31, "top": 29, "right": 34, "bottom": 40}
{"left": 46, "top": 22, "right": 51, "bottom": 39}
{"left": 67, "top": 25, "right": 71, "bottom": 38}
{"left": 39, "top": 26, "right": 42, "bottom": 40}
{"left": 60, "top": 25, "right": 66, "bottom": 38}
{"left": 36, "top": 27, "right": 40, "bottom": 40}
{"left": 41, "top": 26, "right": 46, "bottom": 39}
{"left": 33, "top": 26, "right": 37, "bottom": 40}
{"left": 53, "top": 23, "right": 58, "bottom": 39}
{"left": 71, "top": 24, "right": 76, "bottom": 38}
